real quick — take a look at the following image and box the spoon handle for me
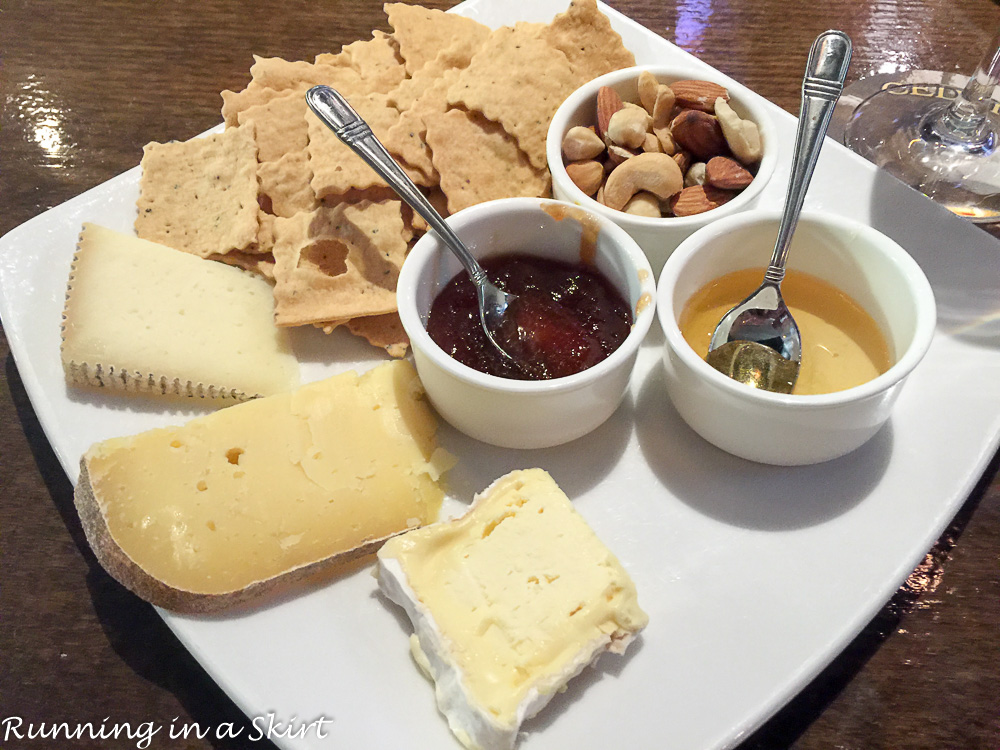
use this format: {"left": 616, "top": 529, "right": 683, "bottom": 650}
{"left": 767, "top": 30, "right": 853, "bottom": 280}
{"left": 306, "top": 85, "right": 489, "bottom": 287}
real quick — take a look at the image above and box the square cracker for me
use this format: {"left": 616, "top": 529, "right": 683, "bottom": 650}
{"left": 135, "top": 125, "right": 260, "bottom": 258}
{"left": 424, "top": 109, "right": 550, "bottom": 214}
{"left": 447, "top": 23, "right": 578, "bottom": 170}
{"left": 385, "top": 3, "right": 490, "bottom": 75}
{"left": 542, "top": 0, "right": 635, "bottom": 81}
{"left": 271, "top": 199, "right": 408, "bottom": 326}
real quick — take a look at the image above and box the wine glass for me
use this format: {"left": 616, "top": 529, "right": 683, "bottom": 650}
{"left": 843, "top": 29, "right": 1000, "bottom": 222}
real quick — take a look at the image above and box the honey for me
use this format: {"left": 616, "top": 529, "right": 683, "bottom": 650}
{"left": 679, "top": 268, "right": 891, "bottom": 395}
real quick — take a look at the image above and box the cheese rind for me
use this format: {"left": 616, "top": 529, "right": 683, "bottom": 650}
{"left": 61, "top": 223, "right": 299, "bottom": 401}
{"left": 377, "top": 468, "right": 648, "bottom": 750}
{"left": 76, "top": 360, "right": 454, "bottom": 613}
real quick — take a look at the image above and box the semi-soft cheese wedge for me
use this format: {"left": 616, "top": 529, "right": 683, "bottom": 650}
{"left": 61, "top": 222, "right": 299, "bottom": 401}
{"left": 75, "top": 360, "right": 454, "bottom": 613}
{"left": 377, "top": 468, "right": 648, "bottom": 750}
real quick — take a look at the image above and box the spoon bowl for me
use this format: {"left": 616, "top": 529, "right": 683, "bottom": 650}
{"left": 707, "top": 30, "right": 852, "bottom": 392}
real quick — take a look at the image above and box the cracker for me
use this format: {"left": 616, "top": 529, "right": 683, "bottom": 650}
{"left": 259, "top": 150, "right": 317, "bottom": 218}
{"left": 340, "top": 30, "right": 408, "bottom": 95}
{"left": 315, "top": 313, "right": 408, "bottom": 357}
{"left": 135, "top": 125, "right": 260, "bottom": 258}
{"left": 387, "top": 30, "right": 488, "bottom": 111}
{"left": 237, "top": 90, "right": 310, "bottom": 163}
{"left": 447, "top": 23, "right": 578, "bottom": 170}
{"left": 542, "top": 0, "right": 635, "bottom": 82}
{"left": 249, "top": 55, "right": 364, "bottom": 93}
{"left": 271, "top": 199, "right": 408, "bottom": 326}
{"left": 345, "top": 313, "right": 409, "bottom": 358}
{"left": 382, "top": 108, "right": 438, "bottom": 186}
{"left": 424, "top": 108, "right": 551, "bottom": 214}
{"left": 383, "top": 67, "right": 465, "bottom": 186}
{"left": 385, "top": 3, "right": 490, "bottom": 75}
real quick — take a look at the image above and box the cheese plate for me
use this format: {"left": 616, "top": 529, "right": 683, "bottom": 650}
{"left": 3, "top": 1, "right": 1000, "bottom": 749}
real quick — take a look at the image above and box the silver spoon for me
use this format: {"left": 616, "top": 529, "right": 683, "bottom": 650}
{"left": 305, "top": 84, "right": 523, "bottom": 368}
{"left": 707, "top": 30, "right": 852, "bottom": 394}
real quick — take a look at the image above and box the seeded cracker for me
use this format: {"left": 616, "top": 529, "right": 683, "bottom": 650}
{"left": 447, "top": 23, "right": 578, "bottom": 170}
{"left": 542, "top": 0, "right": 635, "bottom": 81}
{"left": 135, "top": 125, "right": 260, "bottom": 259}
{"left": 271, "top": 200, "right": 407, "bottom": 326}
{"left": 385, "top": 3, "right": 491, "bottom": 75}
{"left": 425, "top": 109, "right": 550, "bottom": 214}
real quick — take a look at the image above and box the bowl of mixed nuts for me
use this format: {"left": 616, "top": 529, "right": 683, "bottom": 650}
{"left": 546, "top": 66, "right": 778, "bottom": 273}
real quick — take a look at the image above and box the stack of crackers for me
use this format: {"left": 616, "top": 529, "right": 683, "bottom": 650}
{"left": 133, "top": 0, "right": 634, "bottom": 357}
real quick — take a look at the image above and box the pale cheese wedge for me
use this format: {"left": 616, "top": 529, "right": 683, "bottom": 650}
{"left": 61, "top": 223, "right": 298, "bottom": 401}
{"left": 76, "top": 360, "right": 455, "bottom": 613}
{"left": 377, "top": 468, "right": 648, "bottom": 750}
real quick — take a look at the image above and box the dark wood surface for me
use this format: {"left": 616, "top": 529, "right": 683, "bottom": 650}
{"left": 2, "top": 1, "right": 999, "bottom": 748}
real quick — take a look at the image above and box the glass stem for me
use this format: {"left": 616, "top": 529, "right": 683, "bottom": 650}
{"left": 923, "top": 29, "right": 1000, "bottom": 149}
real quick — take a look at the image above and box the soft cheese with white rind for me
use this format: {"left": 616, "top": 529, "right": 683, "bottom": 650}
{"left": 61, "top": 222, "right": 298, "bottom": 401}
{"left": 76, "top": 360, "right": 454, "bottom": 613}
{"left": 377, "top": 468, "right": 648, "bottom": 750}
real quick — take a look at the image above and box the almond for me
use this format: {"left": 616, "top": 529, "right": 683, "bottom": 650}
{"left": 670, "top": 110, "right": 729, "bottom": 161}
{"left": 596, "top": 86, "right": 623, "bottom": 141}
{"left": 669, "top": 184, "right": 735, "bottom": 216}
{"left": 671, "top": 80, "right": 730, "bottom": 113}
{"left": 672, "top": 150, "right": 691, "bottom": 175}
{"left": 705, "top": 156, "right": 753, "bottom": 189}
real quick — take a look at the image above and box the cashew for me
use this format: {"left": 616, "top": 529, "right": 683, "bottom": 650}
{"left": 562, "top": 125, "right": 606, "bottom": 161}
{"left": 651, "top": 85, "right": 676, "bottom": 129}
{"left": 685, "top": 161, "right": 708, "bottom": 187}
{"left": 653, "top": 126, "right": 676, "bottom": 155}
{"left": 606, "top": 106, "right": 651, "bottom": 150}
{"left": 637, "top": 71, "right": 660, "bottom": 113}
{"left": 715, "top": 98, "right": 762, "bottom": 164}
{"left": 623, "top": 191, "right": 662, "bottom": 218}
{"left": 603, "top": 152, "right": 683, "bottom": 211}
{"left": 642, "top": 132, "right": 662, "bottom": 153}
{"left": 565, "top": 159, "right": 604, "bottom": 196}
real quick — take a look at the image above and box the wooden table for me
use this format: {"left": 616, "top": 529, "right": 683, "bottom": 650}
{"left": 2, "top": 1, "right": 998, "bottom": 748}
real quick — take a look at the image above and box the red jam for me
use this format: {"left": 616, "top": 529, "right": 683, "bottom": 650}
{"left": 426, "top": 253, "right": 632, "bottom": 380}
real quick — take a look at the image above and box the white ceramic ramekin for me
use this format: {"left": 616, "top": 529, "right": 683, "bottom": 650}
{"left": 397, "top": 197, "right": 656, "bottom": 449}
{"left": 656, "top": 211, "right": 936, "bottom": 465}
{"left": 547, "top": 65, "right": 779, "bottom": 277}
